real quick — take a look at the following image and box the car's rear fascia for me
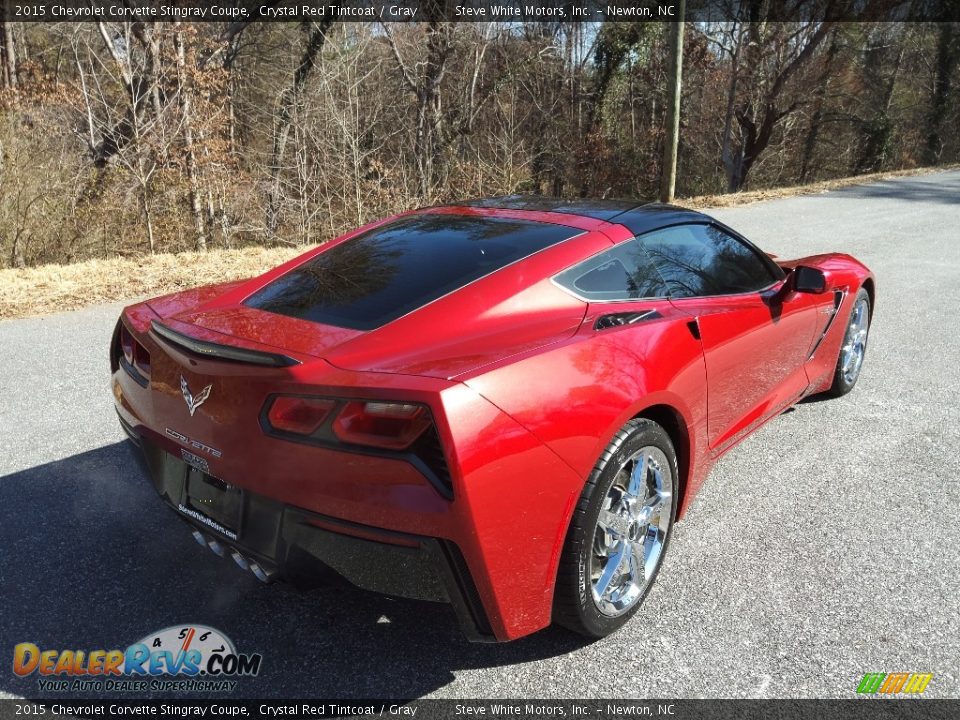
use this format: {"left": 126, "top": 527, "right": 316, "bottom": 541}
{"left": 113, "top": 303, "right": 585, "bottom": 642}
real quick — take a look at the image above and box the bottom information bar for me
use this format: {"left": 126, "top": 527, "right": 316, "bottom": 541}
{"left": 0, "top": 700, "right": 956, "bottom": 720}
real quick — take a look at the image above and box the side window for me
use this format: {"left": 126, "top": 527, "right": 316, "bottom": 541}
{"left": 638, "top": 224, "right": 779, "bottom": 298}
{"left": 554, "top": 239, "right": 667, "bottom": 301}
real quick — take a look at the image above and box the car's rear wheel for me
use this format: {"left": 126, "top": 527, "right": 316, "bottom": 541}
{"left": 828, "top": 287, "right": 871, "bottom": 397}
{"left": 553, "top": 418, "right": 678, "bottom": 638}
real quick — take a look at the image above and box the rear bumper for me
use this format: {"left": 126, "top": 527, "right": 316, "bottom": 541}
{"left": 120, "top": 415, "right": 494, "bottom": 641}
{"left": 113, "top": 320, "right": 590, "bottom": 643}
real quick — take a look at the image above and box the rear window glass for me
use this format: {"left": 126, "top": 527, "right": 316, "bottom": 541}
{"left": 244, "top": 214, "right": 580, "bottom": 330}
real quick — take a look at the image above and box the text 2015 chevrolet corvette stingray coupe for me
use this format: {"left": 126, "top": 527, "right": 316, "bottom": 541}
{"left": 111, "top": 197, "right": 874, "bottom": 642}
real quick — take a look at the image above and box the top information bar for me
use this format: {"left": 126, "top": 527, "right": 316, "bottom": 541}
{"left": 3, "top": 0, "right": 959, "bottom": 23}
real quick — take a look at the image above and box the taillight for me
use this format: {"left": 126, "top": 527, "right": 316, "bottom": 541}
{"left": 263, "top": 396, "right": 433, "bottom": 450}
{"left": 261, "top": 396, "right": 451, "bottom": 497}
{"left": 133, "top": 341, "right": 151, "bottom": 376}
{"left": 120, "top": 325, "right": 135, "bottom": 364}
{"left": 116, "top": 320, "right": 150, "bottom": 383}
{"left": 333, "top": 401, "right": 432, "bottom": 450}
{"left": 266, "top": 396, "right": 336, "bottom": 435}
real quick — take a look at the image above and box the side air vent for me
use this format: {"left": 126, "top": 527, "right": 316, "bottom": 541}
{"left": 151, "top": 321, "right": 300, "bottom": 368}
{"left": 808, "top": 290, "right": 845, "bottom": 360}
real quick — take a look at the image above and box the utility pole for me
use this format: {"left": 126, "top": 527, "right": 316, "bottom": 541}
{"left": 659, "top": 0, "right": 685, "bottom": 203}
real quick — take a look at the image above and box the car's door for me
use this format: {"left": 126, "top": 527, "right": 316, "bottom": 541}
{"left": 637, "top": 223, "right": 822, "bottom": 452}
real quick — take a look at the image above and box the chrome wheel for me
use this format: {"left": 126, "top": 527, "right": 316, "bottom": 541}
{"left": 590, "top": 446, "right": 673, "bottom": 617}
{"left": 840, "top": 297, "right": 869, "bottom": 385}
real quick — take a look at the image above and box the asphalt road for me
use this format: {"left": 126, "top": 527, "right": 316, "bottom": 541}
{"left": 1, "top": 170, "right": 958, "bottom": 700}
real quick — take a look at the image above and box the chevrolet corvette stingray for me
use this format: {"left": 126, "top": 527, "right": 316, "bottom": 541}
{"left": 111, "top": 197, "right": 874, "bottom": 642}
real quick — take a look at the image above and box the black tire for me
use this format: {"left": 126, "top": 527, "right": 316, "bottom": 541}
{"left": 553, "top": 418, "right": 678, "bottom": 639}
{"left": 827, "top": 287, "right": 871, "bottom": 397}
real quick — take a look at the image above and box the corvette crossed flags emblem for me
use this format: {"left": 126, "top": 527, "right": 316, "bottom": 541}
{"left": 180, "top": 376, "right": 212, "bottom": 417}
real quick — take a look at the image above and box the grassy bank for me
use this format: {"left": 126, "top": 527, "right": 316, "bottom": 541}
{"left": 0, "top": 246, "right": 307, "bottom": 320}
{"left": 1, "top": 164, "right": 955, "bottom": 321}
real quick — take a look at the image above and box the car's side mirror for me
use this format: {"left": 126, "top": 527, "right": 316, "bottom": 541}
{"left": 792, "top": 265, "right": 827, "bottom": 294}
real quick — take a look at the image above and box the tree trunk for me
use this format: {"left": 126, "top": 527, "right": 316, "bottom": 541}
{"left": 174, "top": 24, "right": 206, "bottom": 251}
{"left": 227, "top": 72, "right": 237, "bottom": 155}
{"left": 659, "top": 0, "right": 685, "bottom": 203}
{"left": 384, "top": 16, "right": 453, "bottom": 201}
{"left": 854, "top": 40, "right": 905, "bottom": 175}
{"left": 924, "top": 23, "right": 958, "bottom": 165}
{"left": 414, "top": 20, "right": 451, "bottom": 200}
{"left": 725, "top": 155, "right": 746, "bottom": 193}
{"left": 91, "top": 22, "right": 140, "bottom": 167}
{"left": 265, "top": 20, "right": 333, "bottom": 233}
{"left": 140, "top": 26, "right": 164, "bottom": 132}
{"left": 720, "top": 29, "right": 741, "bottom": 191}
{"left": 725, "top": 21, "right": 835, "bottom": 191}
{"left": 1, "top": 19, "right": 16, "bottom": 89}
{"left": 142, "top": 190, "right": 155, "bottom": 254}
{"left": 10, "top": 233, "right": 25, "bottom": 268}
{"left": 799, "top": 32, "right": 840, "bottom": 183}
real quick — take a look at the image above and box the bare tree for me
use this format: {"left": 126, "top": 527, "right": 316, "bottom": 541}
{"left": 3, "top": 16, "right": 958, "bottom": 268}
{"left": 660, "top": 1, "right": 685, "bottom": 203}
{"left": 720, "top": 19, "right": 836, "bottom": 191}
{"left": 924, "top": 22, "right": 959, "bottom": 164}
{"left": 265, "top": 19, "right": 336, "bottom": 232}
{"left": 383, "top": 18, "right": 454, "bottom": 200}
{"left": 1, "top": 15, "right": 16, "bottom": 89}
{"left": 799, "top": 29, "right": 843, "bottom": 182}
{"left": 852, "top": 24, "right": 908, "bottom": 174}
{"left": 74, "top": 24, "right": 182, "bottom": 251}
{"left": 174, "top": 22, "right": 206, "bottom": 250}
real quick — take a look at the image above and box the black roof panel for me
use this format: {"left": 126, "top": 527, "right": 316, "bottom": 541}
{"left": 456, "top": 195, "right": 711, "bottom": 232}
{"left": 459, "top": 195, "right": 640, "bottom": 220}
{"left": 607, "top": 204, "right": 711, "bottom": 236}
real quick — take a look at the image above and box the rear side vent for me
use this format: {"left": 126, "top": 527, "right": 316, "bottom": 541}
{"left": 594, "top": 309, "right": 662, "bottom": 330}
{"left": 411, "top": 425, "right": 453, "bottom": 499}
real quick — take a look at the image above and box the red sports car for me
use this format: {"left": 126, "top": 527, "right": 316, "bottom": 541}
{"left": 111, "top": 198, "right": 874, "bottom": 642}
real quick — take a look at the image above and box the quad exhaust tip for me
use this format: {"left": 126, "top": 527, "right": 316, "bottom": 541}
{"left": 231, "top": 551, "right": 249, "bottom": 571}
{"left": 249, "top": 562, "right": 274, "bottom": 583}
{"left": 190, "top": 529, "right": 276, "bottom": 583}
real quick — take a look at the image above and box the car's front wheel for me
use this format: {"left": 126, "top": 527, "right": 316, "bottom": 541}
{"left": 553, "top": 418, "right": 678, "bottom": 639}
{"left": 828, "top": 287, "right": 871, "bottom": 397}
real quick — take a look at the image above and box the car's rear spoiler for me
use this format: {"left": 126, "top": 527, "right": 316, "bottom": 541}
{"left": 150, "top": 321, "right": 300, "bottom": 368}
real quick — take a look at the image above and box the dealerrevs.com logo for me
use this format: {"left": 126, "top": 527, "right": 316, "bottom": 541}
{"left": 13, "top": 625, "right": 262, "bottom": 693}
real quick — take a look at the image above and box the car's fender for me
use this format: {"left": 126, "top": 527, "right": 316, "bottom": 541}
{"left": 461, "top": 308, "right": 710, "bottom": 617}
{"left": 780, "top": 254, "right": 876, "bottom": 394}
